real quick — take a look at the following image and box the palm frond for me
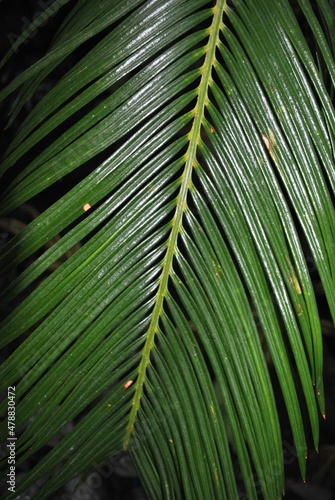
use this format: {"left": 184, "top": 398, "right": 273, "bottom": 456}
{"left": 1, "top": 0, "right": 334, "bottom": 498}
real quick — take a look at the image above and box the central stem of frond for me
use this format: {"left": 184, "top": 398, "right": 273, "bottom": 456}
{"left": 123, "top": 0, "right": 225, "bottom": 450}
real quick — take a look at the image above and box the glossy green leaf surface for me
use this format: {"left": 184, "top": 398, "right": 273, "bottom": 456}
{"left": 1, "top": 0, "right": 334, "bottom": 498}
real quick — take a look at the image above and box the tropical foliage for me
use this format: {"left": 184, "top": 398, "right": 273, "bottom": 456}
{"left": 1, "top": 0, "right": 335, "bottom": 498}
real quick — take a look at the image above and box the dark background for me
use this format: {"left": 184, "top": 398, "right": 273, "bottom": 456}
{"left": 0, "top": 1, "right": 335, "bottom": 499}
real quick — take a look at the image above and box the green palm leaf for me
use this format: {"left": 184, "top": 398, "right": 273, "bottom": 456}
{"left": 1, "top": 0, "right": 334, "bottom": 498}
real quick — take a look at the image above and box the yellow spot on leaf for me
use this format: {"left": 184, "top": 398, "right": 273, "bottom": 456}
{"left": 288, "top": 273, "right": 302, "bottom": 294}
{"left": 262, "top": 131, "right": 278, "bottom": 163}
{"left": 262, "top": 135, "right": 270, "bottom": 152}
{"left": 123, "top": 380, "right": 133, "bottom": 390}
{"left": 210, "top": 403, "right": 216, "bottom": 416}
{"left": 212, "top": 261, "right": 221, "bottom": 279}
{"left": 268, "top": 129, "right": 276, "bottom": 146}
